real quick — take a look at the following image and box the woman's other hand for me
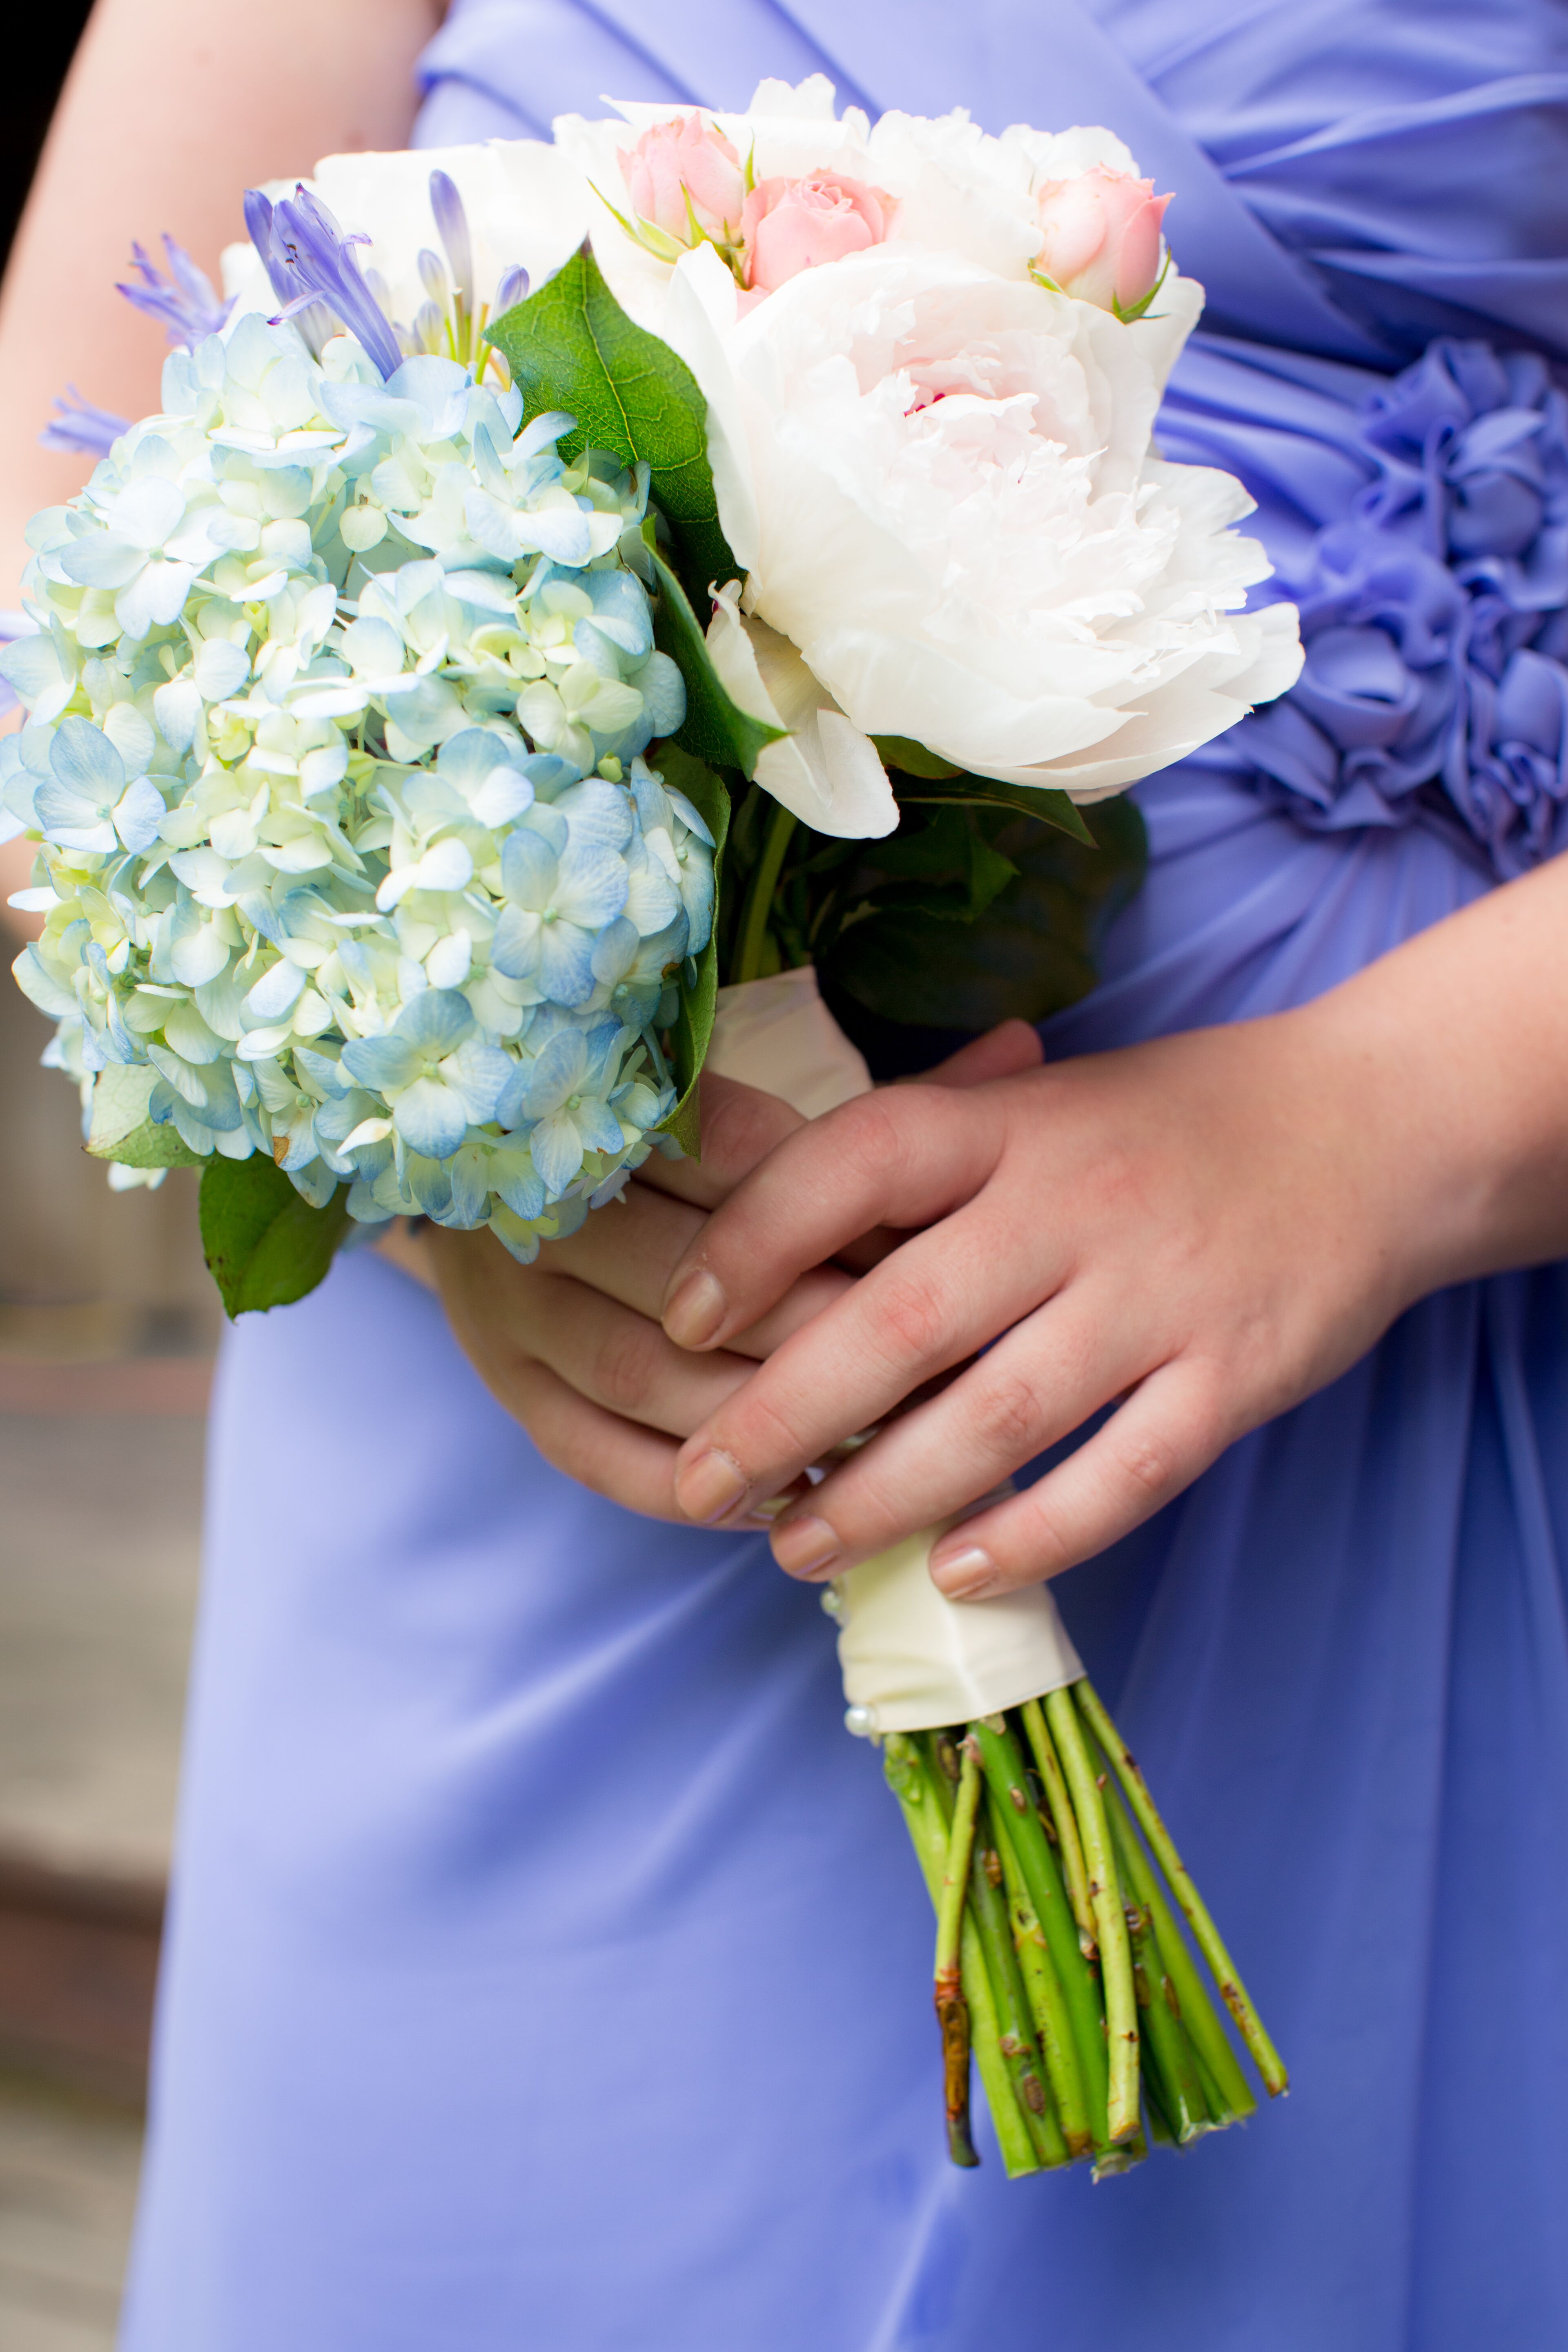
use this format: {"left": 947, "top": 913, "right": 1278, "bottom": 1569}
{"left": 424, "top": 1022, "right": 1044, "bottom": 1519}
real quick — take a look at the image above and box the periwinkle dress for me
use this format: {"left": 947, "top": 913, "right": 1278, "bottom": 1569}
{"left": 120, "top": 4, "right": 1568, "bottom": 2346}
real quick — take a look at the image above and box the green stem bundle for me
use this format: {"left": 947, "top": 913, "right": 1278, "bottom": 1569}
{"left": 883, "top": 1680, "right": 1287, "bottom": 2179}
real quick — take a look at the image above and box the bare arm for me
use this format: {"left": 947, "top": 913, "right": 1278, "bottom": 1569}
{"left": 0, "top": 0, "right": 445, "bottom": 917}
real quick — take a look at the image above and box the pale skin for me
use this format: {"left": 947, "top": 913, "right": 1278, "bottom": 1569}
{"left": 9, "top": 5, "right": 1568, "bottom": 1601}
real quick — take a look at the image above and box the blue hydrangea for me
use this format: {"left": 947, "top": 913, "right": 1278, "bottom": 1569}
{"left": 0, "top": 310, "right": 707, "bottom": 1263}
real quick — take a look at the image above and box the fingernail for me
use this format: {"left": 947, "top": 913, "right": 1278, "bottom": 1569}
{"left": 931, "top": 1544, "right": 1000, "bottom": 1600}
{"left": 664, "top": 1269, "right": 727, "bottom": 1348}
{"left": 771, "top": 1515, "right": 841, "bottom": 1579}
{"left": 675, "top": 1448, "right": 749, "bottom": 1526}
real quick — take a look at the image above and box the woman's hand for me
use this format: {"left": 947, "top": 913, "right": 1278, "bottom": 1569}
{"left": 423, "top": 1022, "right": 1043, "bottom": 1519}
{"left": 658, "top": 860, "right": 1568, "bottom": 1595}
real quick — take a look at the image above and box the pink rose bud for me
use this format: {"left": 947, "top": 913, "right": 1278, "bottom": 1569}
{"left": 741, "top": 172, "right": 897, "bottom": 294}
{"left": 624, "top": 111, "right": 747, "bottom": 243}
{"left": 1034, "top": 165, "right": 1172, "bottom": 314}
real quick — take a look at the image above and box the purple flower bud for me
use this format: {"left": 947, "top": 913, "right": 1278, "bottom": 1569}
{"left": 429, "top": 170, "right": 474, "bottom": 308}
{"left": 417, "top": 248, "right": 450, "bottom": 306}
{"left": 492, "top": 265, "right": 529, "bottom": 316}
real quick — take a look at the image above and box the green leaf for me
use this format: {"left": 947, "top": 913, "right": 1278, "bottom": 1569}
{"left": 870, "top": 735, "right": 964, "bottom": 782}
{"left": 648, "top": 546, "right": 784, "bottom": 779}
{"left": 897, "top": 773, "right": 1095, "bottom": 844}
{"left": 102, "top": 1118, "right": 207, "bottom": 1172}
{"left": 199, "top": 1155, "right": 352, "bottom": 1319}
{"left": 821, "top": 795, "right": 1147, "bottom": 1034}
{"left": 86, "top": 1065, "right": 205, "bottom": 1169}
{"left": 487, "top": 243, "right": 737, "bottom": 604}
{"left": 650, "top": 745, "right": 731, "bottom": 1158}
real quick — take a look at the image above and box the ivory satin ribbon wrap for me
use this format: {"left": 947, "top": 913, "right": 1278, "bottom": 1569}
{"left": 704, "top": 969, "right": 1084, "bottom": 1733}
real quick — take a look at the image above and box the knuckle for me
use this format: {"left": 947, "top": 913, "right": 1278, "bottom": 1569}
{"left": 588, "top": 1318, "right": 664, "bottom": 1415}
{"left": 1105, "top": 1417, "right": 1185, "bottom": 1501}
{"left": 967, "top": 1365, "right": 1045, "bottom": 1459}
{"left": 702, "top": 1080, "right": 796, "bottom": 1181}
{"left": 833, "top": 1093, "right": 909, "bottom": 1190}
{"left": 724, "top": 1379, "right": 814, "bottom": 1477}
{"left": 869, "top": 1267, "right": 951, "bottom": 1371}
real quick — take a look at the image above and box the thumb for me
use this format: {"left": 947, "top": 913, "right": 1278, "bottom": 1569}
{"left": 916, "top": 1018, "right": 1044, "bottom": 1090}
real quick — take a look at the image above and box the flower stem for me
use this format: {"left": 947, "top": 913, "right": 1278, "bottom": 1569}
{"left": 1106, "top": 1799, "right": 1211, "bottom": 2142}
{"left": 1045, "top": 1688, "right": 1141, "bottom": 2142}
{"left": 967, "top": 1796, "right": 1070, "bottom": 2168}
{"left": 1072, "top": 1677, "right": 1288, "bottom": 2098}
{"left": 732, "top": 798, "right": 796, "bottom": 985}
{"left": 884, "top": 1735, "right": 1036, "bottom": 2175}
{"left": 971, "top": 1716, "right": 1095, "bottom": 2156}
{"left": 989, "top": 1797, "right": 1093, "bottom": 2160}
{"left": 933, "top": 1737, "right": 983, "bottom": 2166}
{"left": 1098, "top": 1769, "right": 1256, "bottom": 2123}
{"left": 1020, "top": 1696, "right": 1097, "bottom": 1954}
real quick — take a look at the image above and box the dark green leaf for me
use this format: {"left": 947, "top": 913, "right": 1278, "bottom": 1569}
{"left": 648, "top": 546, "right": 784, "bottom": 779}
{"left": 821, "top": 795, "right": 1147, "bottom": 1034}
{"left": 870, "top": 735, "right": 964, "bottom": 781}
{"left": 651, "top": 746, "right": 731, "bottom": 1158}
{"left": 199, "top": 1155, "right": 352, "bottom": 1319}
{"left": 487, "top": 244, "right": 736, "bottom": 604}
{"left": 896, "top": 773, "right": 1095, "bottom": 844}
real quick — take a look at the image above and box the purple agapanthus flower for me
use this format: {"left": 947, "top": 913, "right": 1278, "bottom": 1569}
{"left": 38, "top": 385, "right": 130, "bottom": 458}
{"left": 245, "top": 184, "right": 403, "bottom": 381}
{"left": 116, "top": 235, "right": 232, "bottom": 350}
{"left": 428, "top": 170, "right": 474, "bottom": 309}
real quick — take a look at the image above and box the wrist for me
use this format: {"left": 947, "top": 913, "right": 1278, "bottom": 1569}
{"left": 1294, "top": 877, "right": 1568, "bottom": 1298}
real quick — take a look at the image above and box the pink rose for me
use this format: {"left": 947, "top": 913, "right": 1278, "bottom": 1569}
{"left": 624, "top": 111, "right": 747, "bottom": 244}
{"left": 1034, "top": 166, "right": 1172, "bottom": 314}
{"left": 740, "top": 172, "right": 896, "bottom": 294}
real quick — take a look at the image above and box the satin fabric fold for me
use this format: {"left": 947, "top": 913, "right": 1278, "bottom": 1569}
{"left": 120, "top": 3, "right": 1568, "bottom": 2347}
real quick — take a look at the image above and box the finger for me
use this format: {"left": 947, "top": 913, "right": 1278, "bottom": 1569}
{"left": 505, "top": 1269, "right": 757, "bottom": 1439}
{"left": 662, "top": 1085, "right": 1009, "bottom": 1352}
{"left": 462, "top": 1336, "right": 688, "bottom": 1520}
{"left": 831, "top": 1024, "right": 1044, "bottom": 1274}
{"left": 637, "top": 1074, "right": 805, "bottom": 1211}
{"left": 669, "top": 1198, "right": 1060, "bottom": 1524}
{"left": 921, "top": 1360, "right": 1232, "bottom": 1596}
{"left": 545, "top": 1181, "right": 855, "bottom": 1359}
{"left": 541, "top": 1182, "right": 705, "bottom": 1321}
{"left": 764, "top": 1293, "right": 1152, "bottom": 1579}
{"left": 918, "top": 1019, "right": 1044, "bottom": 1089}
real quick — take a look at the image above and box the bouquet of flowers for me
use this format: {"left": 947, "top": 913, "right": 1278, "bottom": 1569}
{"left": 2, "top": 78, "right": 1299, "bottom": 2175}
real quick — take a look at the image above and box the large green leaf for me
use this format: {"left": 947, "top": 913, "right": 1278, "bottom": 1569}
{"left": 487, "top": 244, "right": 736, "bottom": 605}
{"left": 821, "top": 795, "right": 1147, "bottom": 1037}
{"left": 650, "top": 744, "right": 731, "bottom": 1158}
{"left": 199, "top": 1155, "right": 352, "bottom": 1319}
{"left": 648, "top": 547, "right": 784, "bottom": 780}
{"left": 86, "top": 1065, "right": 205, "bottom": 1169}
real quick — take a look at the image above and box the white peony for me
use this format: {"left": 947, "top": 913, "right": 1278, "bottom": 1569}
{"left": 661, "top": 239, "right": 1301, "bottom": 800}
{"left": 557, "top": 79, "right": 1301, "bottom": 805}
